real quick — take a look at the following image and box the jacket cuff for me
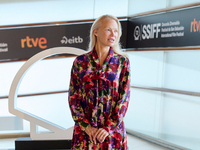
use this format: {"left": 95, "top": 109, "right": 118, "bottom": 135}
{"left": 79, "top": 120, "right": 90, "bottom": 131}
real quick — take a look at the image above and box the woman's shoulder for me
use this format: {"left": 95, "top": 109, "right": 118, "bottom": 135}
{"left": 113, "top": 52, "right": 130, "bottom": 63}
{"left": 74, "top": 51, "right": 91, "bottom": 63}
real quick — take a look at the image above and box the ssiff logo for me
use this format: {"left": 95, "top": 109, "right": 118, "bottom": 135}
{"left": 190, "top": 18, "right": 200, "bottom": 32}
{"left": 134, "top": 26, "right": 141, "bottom": 40}
{"left": 133, "top": 23, "right": 161, "bottom": 40}
{"left": 21, "top": 36, "right": 47, "bottom": 49}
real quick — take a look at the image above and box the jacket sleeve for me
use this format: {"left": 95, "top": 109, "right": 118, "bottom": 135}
{"left": 103, "top": 58, "right": 131, "bottom": 134}
{"left": 68, "top": 58, "right": 90, "bottom": 131}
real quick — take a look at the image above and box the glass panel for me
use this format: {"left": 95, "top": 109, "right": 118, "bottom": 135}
{"left": 0, "top": 0, "right": 94, "bottom": 26}
{"left": 125, "top": 88, "right": 162, "bottom": 138}
{"left": 0, "top": 61, "right": 24, "bottom": 96}
{"left": 128, "top": 0, "right": 166, "bottom": 16}
{"left": 18, "top": 57, "right": 75, "bottom": 95}
{"left": 164, "top": 50, "right": 200, "bottom": 92}
{"left": 168, "top": 0, "right": 200, "bottom": 7}
{"left": 125, "top": 50, "right": 200, "bottom": 150}
{"left": 94, "top": 0, "right": 128, "bottom": 18}
{"left": 17, "top": 93, "right": 74, "bottom": 131}
{"left": 128, "top": 51, "right": 164, "bottom": 87}
{"left": 0, "top": 57, "right": 75, "bottom": 96}
{"left": 0, "top": 92, "right": 73, "bottom": 134}
{"left": 0, "top": 0, "right": 129, "bottom": 26}
{"left": 0, "top": 98, "right": 14, "bottom": 117}
{"left": 0, "top": 98, "right": 30, "bottom": 134}
{"left": 161, "top": 92, "right": 200, "bottom": 149}
{"left": 125, "top": 88, "right": 200, "bottom": 150}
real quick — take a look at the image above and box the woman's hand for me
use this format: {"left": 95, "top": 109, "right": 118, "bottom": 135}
{"left": 85, "top": 126, "right": 98, "bottom": 143}
{"left": 94, "top": 128, "right": 109, "bottom": 143}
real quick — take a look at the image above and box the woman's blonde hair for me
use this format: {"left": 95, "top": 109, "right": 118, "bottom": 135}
{"left": 88, "top": 14, "right": 127, "bottom": 57}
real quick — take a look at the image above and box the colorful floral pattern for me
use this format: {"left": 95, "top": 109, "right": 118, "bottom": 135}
{"left": 68, "top": 47, "right": 130, "bottom": 150}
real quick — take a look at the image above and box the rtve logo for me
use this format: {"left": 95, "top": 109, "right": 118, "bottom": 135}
{"left": 21, "top": 36, "right": 47, "bottom": 49}
{"left": 190, "top": 18, "right": 200, "bottom": 32}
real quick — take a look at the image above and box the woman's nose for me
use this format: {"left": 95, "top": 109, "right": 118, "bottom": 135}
{"left": 111, "top": 30, "right": 115, "bottom": 36}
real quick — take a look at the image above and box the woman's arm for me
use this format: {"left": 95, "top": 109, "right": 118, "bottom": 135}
{"left": 102, "top": 58, "right": 131, "bottom": 135}
{"left": 68, "top": 59, "right": 90, "bottom": 131}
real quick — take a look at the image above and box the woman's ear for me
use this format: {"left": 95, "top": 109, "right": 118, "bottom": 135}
{"left": 94, "top": 29, "right": 98, "bottom": 36}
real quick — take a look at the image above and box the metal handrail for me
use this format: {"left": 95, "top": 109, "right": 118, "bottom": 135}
{"left": 131, "top": 85, "right": 200, "bottom": 97}
{"left": 1, "top": 86, "right": 200, "bottom": 100}
{"left": 0, "top": 132, "right": 30, "bottom": 139}
{"left": 0, "top": 90, "right": 69, "bottom": 100}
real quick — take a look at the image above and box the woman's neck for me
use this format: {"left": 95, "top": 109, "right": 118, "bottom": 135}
{"left": 95, "top": 44, "right": 110, "bottom": 58}
{"left": 95, "top": 44, "right": 110, "bottom": 67}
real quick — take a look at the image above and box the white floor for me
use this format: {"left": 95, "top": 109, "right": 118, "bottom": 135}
{"left": 0, "top": 134, "right": 170, "bottom": 150}
{"left": 0, "top": 138, "right": 15, "bottom": 150}
{"left": 127, "top": 134, "right": 170, "bottom": 150}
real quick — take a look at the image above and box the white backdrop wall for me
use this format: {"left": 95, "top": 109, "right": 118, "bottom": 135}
{"left": 1, "top": 0, "right": 200, "bottom": 26}
{"left": 0, "top": 0, "right": 128, "bottom": 26}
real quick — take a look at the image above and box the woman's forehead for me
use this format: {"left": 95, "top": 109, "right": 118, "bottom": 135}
{"left": 100, "top": 18, "right": 118, "bottom": 28}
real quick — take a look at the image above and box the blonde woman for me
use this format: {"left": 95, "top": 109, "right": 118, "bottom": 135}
{"left": 68, "top": 14, "right": 130, "bottom": 149}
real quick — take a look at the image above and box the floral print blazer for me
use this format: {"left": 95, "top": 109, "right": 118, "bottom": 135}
{"left": 68, "top": 47, "right": 130, "bottom": 150}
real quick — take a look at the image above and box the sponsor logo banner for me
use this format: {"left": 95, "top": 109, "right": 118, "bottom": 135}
{"left": 0, "top": 23, "right": 91, "bottom": 61}
{"left": 0, "top": 21, "right": 127, "bottom": 61}
{"left": 127, "top": 6, "right": 200, "bottom": 49}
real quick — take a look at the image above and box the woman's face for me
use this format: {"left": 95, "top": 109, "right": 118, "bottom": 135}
{"left": 94, "top": 18, "right": 119, "bottom": 49}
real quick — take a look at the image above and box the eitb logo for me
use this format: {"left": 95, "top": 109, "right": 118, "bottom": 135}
{"left": 134, "top": 26, "right": 141, "bottom": 40}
